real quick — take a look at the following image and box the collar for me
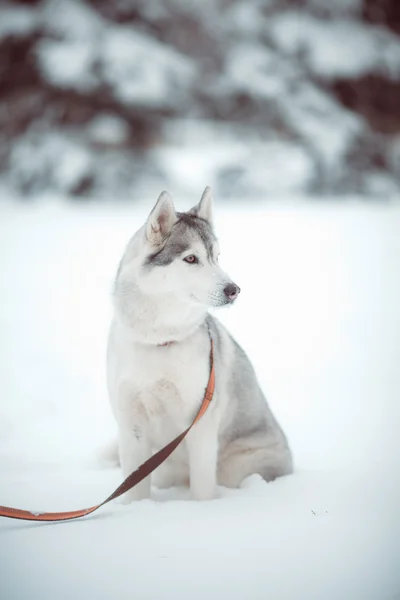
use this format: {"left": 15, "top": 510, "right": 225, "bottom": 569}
{"left": 156, "top": 322, "right": 212, "bottom": 348}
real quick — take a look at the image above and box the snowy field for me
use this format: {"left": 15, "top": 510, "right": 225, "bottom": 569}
{"left": 0, "top": 198, "right": 399, "bottom": 600}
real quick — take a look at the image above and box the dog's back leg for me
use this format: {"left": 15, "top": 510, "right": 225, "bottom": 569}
{"left": 217, "top": 436, "right": 293, "bottom": 488}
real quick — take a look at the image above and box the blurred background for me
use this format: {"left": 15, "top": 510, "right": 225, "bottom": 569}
{"left": 0, "top": 0, "right": 400, "bottom": 201}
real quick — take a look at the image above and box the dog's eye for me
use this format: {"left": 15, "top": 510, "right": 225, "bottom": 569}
{"left": 183, "top": 255, "right": 198, "bottom": 264}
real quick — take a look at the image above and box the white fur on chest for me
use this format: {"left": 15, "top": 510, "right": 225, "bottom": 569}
{"left": 107, "top": 319, "right": 212, "bottom": 447}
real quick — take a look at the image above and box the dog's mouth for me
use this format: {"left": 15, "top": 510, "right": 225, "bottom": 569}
{"left": 189, "top": 292, "right": 224, "bottom": 307}
{"left": 190, "top": 286, "right": 240, "bottom": 308}
{"left": 208, "top": 293, "right": 233, "bottom": 308}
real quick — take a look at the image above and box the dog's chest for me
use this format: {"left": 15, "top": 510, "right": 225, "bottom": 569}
{"left": 114, "top": 337, "right": 210, "bottom": 443}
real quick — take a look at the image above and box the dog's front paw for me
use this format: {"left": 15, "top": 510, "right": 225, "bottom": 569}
{"left": 119, "top": 487, "right": 151, "bottom": 504}
{"left": 190, "top": 485, "right": 217, "bottom": 501}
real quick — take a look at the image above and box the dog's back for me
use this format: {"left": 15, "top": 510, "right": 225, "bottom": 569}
{"left": 207, "top": 314, "right": 293, "bottom": 487}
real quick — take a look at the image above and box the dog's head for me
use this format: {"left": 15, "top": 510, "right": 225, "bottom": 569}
{"left": 116, "top": 187, "right": 240, "bottom": 310}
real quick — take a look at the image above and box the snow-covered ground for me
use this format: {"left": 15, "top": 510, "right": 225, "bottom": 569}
{"left": 0, "top": 198, "right": 399, "bottom": 600}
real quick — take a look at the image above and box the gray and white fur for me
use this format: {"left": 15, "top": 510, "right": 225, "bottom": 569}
{"left": 107, "top": 187, "right": 293, "bottom": 501}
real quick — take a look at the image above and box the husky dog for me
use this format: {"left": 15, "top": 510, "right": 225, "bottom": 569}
{"left": 107, "top": 187, "right": 293, "bottom": 502}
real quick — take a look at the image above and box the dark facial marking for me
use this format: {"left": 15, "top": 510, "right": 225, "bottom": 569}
{"left": 143, "top": 212, "right": 216, "bottom": 268}
{"left": 176, "top": 212, "right": 216, "bottom": 262}
{"left": 144, "top": 240, "right": 190, "bottom": 267}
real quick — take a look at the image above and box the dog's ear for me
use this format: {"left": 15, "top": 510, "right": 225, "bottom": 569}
{"left": 146, "top": 191, "right": 177, "bottom": 245}
{"left": 189, "top": 186, "right": 213, "bottom": 225}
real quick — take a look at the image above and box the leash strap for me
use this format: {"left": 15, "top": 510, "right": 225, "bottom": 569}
{"left": 0, "top": 339, "right": 215, "bottom": 522}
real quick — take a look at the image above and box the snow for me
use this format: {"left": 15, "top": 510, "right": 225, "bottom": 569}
{"left": 269, "top": 12, "right": 400, "bottom": 80}
{"left": 223, "top": 43, "right": 291, "bottom": 99}
{"left": 280, "top": 83, "right": 363, "bottom": 178}
{"left": 155, "top": 120, "right": 316, "bottom": 198}
{"left": 215, "top": 33, "right": 366, "bottom": 186}
{"left": 215, "top": 142, "right": 315, "bottom": 196}
{"left": 3, "top": 0, "right": 399, "bottom": 197}
{"left": 0, "top": 199, "right": 400, "bottom": 599}
{"left": 307, "top": 0, "right": 363, "bottom": 14}
{"left": 36, "top": 0, "right": 103, "bottom": 91}
{"left": 42, "top": 0, "right": 104, "bottom": 40}
{"left": 102, "top": 28, "right": 195, "bottom": 107}
{"left": 0, "top": 3, "right": 38, "bottom": 40}
{"left": 37, "top": 0, "right": 195, "bottom": 106}
{"left": 88, "top": 115, "right": 129, "bottom": 146}
{"left": 38, "top": 39, "right": 98, "bottom": 92}
{"left": 9, "top": 133, "right": 94, "bottom": 195}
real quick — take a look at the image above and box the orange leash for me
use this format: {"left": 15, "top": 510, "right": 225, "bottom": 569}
{"left": 0, "top": 339, "right": 215, "bottom": 522}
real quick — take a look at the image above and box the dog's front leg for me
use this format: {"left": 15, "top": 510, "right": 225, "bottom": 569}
{"left": 186, "top": 408, "right": 219, "bottom": 501}
{"left": 117, "top": 423, "right": 151, "bottom": 502}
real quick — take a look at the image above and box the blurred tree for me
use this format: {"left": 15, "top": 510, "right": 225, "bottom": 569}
{"left": 0, "top": 0, "right": 399, "bottom": 199}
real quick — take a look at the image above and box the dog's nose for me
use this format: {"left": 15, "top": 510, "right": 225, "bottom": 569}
{"left": 224, "top": 283, "right": 240, "bottom": 302}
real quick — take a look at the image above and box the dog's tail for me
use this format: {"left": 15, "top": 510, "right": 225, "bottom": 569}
{"left": 96, "top": 439, "right": 120, "bottom": 467}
